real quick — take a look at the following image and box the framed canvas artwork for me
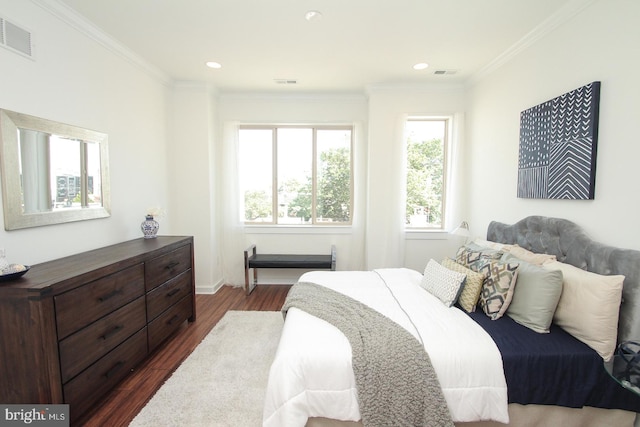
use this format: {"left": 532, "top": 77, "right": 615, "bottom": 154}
{"left": 517, "top": 81, "right": 601, "bottom": 199}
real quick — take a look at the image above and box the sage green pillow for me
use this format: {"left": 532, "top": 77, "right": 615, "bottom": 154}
{"left": 503, "top": 253, "right": 563, "bottom": 333}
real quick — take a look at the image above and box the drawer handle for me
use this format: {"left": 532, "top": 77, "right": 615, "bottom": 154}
{"left": 165, "top": 261, "right": 180, "bottom": 270}
{"left": 166, "top": 288, "right": 181, "bottom": 297}
{"left": 103, "top": 361, "right": 124, "bottom": 379}
{"left": 98, "top": 289, "right": 122, "bottom": 302}
{"left": 100, "top": 325, "right": 124, "bottom": 340}
{"left": 167, "top": 314, "right": 181, "bottom": 326}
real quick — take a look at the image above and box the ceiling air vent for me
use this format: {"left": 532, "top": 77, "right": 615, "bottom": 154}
{"left": 274, "top": 79, "right": 298, "bottom": 85}
{"left": 1, "top": 16, "right": 34, "bottom": 58}
{"left": 433, "top": 69, "right": 457, "bottom": 75}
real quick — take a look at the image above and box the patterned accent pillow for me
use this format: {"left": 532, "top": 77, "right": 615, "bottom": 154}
{"left": 420, "top": 259, "right": 467, "bottom": 307}
{"left": 441, "top": 258, "right": 485, "bottom": 313}
{"left": 471, "top": 259, "right": 519, "bottom": 320}
{"left": 455, "top": 244, "right": 503, "bottom": 268}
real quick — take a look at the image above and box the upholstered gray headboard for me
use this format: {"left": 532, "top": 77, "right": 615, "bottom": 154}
{"left": 487, "top": 216, "right": 640, "bottom": 345}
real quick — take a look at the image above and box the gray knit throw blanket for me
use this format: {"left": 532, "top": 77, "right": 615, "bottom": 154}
{"left": 282, "top": 281, "right": 454, "bottom": 427}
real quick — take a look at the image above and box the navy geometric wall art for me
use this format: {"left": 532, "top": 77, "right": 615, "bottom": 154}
{"left": 517, "top": 81, "right": 601, "bottom": 199}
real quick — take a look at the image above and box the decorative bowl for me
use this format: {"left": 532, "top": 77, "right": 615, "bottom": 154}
{"left": 0, "top": 265, "right": 30, "bottom": 282}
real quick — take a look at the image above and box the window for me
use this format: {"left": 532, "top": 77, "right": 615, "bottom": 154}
{"left": 405, "top": 118, "right": 449, "bottom": 229}
{"left": 239, "top": 125, "right": 353, "bottom": 225}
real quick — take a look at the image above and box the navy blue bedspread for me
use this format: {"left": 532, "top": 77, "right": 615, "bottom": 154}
{"left": 466, "top": 310, "right": 640, "bottom": 412}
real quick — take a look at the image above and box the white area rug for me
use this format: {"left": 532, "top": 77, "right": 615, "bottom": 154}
{"left": 129, "top": 310, "right": 283, "bottom": 427}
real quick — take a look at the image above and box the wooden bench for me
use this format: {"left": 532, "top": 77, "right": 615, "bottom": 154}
{"left": 244, "top": 245, "right": 336, "bottom": 295}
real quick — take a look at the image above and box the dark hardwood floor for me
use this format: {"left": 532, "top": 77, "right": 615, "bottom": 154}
{"left": 76, "top": 284, "right": 291, "bottom": 427}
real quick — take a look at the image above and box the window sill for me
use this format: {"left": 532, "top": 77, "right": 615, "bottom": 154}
{"left": 405, "top": 229, "right": 450, "bottom": 240}
{"left": 243, "top": 225, "right": 352, "bottom": 235}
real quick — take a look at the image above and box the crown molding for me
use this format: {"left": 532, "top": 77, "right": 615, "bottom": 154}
{"left": 365, "top": 82, "right": 465, "bottom": 96}
{"left": 218, "top": 92, "right": 368, "bottom": 103}
{"left": 467, "top": 0, "right": 598, "bottom": 87}
{"left": 31, "top": 0, "right": 173, "bottom": 86}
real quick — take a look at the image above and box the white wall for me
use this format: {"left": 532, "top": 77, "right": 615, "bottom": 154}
{"left": 169, "top": 84, "right": 220, "bottom": 292}
{"left": 367, "top": 85, "right": 467, "bottom": 272}
{"left": 465, "top": 0, "right": 640, "bottom": 250}
{"left": 0, "top": 1, "right": 172, "bottom": 264}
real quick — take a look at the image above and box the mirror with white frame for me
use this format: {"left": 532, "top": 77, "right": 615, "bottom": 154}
{"left": 0, "top": 109, "right": 110, "bottom": 230}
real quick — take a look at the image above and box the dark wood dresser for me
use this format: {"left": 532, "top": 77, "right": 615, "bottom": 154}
{"left": 0, "top": 236, "right": 195, "bottom": 421}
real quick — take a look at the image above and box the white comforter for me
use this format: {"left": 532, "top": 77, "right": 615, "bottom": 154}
{"left": 263, "top": 268, "right": 509, "bottom": 427}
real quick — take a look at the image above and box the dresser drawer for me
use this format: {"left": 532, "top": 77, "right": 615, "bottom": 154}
{"left": 146, "top": 270, "right": 192, "bottom": 321}
{"left": 64, "top": 327, "right": 147, "bottom": 421}
{"left": 58, "top": 296, "right": 146, "bottom": 383}
{"left": 55, "top": 263, "right": 145, "bottom": 339}
{"left": 145, "top": 244, "right": 191, "bottom": 292}
{"left": 148, "top": 295, "right": 192, "bottom": 351}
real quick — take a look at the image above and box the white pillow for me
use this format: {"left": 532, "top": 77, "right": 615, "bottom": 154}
{"left": 505, "top": 245, "right": 557, "bottom": 265}
{"left": 543, "top": 260, "right": 624, "bottom": 361}
{"left": 420, "top": 259, "right": 467, "bottom": 307}
{"left": 472, "top": 238, "right": 512, "bottom": 251}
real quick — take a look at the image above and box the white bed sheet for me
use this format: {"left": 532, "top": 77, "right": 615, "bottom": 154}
{"left": 263, "top": 268, "right": 509, "bottom": 427}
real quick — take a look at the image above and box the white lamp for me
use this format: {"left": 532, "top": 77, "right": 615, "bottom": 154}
{"left": 451, "top": 221, "right": 471, "bottom": 243}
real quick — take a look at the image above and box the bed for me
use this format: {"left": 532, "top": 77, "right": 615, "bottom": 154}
{"left": 263, "top": 216, "right": 640, "bottom": 426}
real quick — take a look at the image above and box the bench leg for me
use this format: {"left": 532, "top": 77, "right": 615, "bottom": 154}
{"left": 245, "top": 268, "right": 258, "bottom": 296}
{"left": 331, "top": 245, "right": 336, "bottom": 270}
{"left": 245, "top": 265, "right": 259, "bottom": 296}
{"left": 244, "top": 245, "right": 257, "bottom": 296}
{"left": 244, "top": 265, "right": 251, "bottom": 295}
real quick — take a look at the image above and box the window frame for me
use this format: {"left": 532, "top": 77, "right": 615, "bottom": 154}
{"left": 404, "top": 116, "right": 451, "bottom": 231}
{"left": 239, "top": 124, "right": 354, "bottom": 226}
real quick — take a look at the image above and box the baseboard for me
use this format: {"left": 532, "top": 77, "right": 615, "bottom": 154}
{"left": 195, "top": 278, "right": 224, "bottom": 294}
{"left": 253, "top": 279, "right": 298, "bottom": 285}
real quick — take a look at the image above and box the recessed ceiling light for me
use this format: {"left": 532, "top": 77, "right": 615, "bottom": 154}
{"left": 413, "top": 63, "right": 429, "bottom": 70}
{"left": 206, "top": 61, "right": 222, "bottom": 69}
{"left": 305, "top": 10, "right": 323, "bottom": 21}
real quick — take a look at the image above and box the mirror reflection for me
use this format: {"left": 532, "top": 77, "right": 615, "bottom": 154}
{"left": 19, "top": 131, "right": 103, "bottom": 213}
{"left": 0, "top": 109, "right": 110, "bottom": 230}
